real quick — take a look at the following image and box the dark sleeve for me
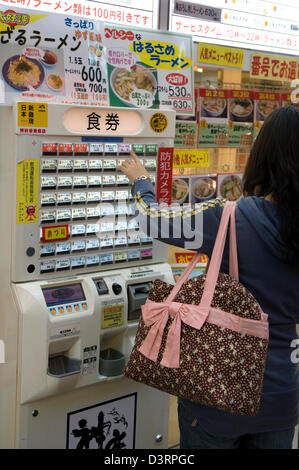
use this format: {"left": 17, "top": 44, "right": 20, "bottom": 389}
{"left": 131, "top": 179, "right": 225, "bottom": 257}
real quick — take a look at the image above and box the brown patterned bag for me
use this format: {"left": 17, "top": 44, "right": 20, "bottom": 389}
{"left": 124, "top": 201, "right": 269, "bottom": 416}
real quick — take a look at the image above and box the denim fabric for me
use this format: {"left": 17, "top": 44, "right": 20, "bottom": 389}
{"left": 178, "top": 400, "right": 295, "bottom": 449}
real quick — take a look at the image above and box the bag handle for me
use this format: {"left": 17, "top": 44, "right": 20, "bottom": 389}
{"left": 199, "top": 201, "right": 237, "bottom": 310}
{"left": 166, "top": 201, "right": 238, "bottom": 304}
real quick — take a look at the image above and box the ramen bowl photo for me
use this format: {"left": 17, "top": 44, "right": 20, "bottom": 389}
{"left": 191, "top": 177, "right": 216, "bottom": 201}
{"left": 172, "top": 178, "right": 189, "bottom": 204}
{"left": 230, "top": 98, "right": 253, "bottom": 120}
{"left": 257, "top": 100, "right": 280, "bottom": 119}
{"left": 219, "top": 174, "right": 243, "bottom": 201}
{"left": 201, "top": 97, "right": 227, "bottom": 117}
{"left": 110, "top": 64, "right": 157, "bottom": 106}
{"left": 40, "top": 50, "right": 58, "bottom": 67}
{"left": 2, "top": 55, "right": 44, "bottom": 91}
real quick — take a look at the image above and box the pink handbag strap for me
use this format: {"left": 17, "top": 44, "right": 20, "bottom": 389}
{"left": 166, "top": 201, "right": 238, "bottom": 304}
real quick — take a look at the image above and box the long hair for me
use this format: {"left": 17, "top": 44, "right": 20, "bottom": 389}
{"left": 243, "top": 106, "right": 299, "bottom": 264}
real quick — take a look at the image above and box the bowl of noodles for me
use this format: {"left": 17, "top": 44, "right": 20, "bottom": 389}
{"left": 257, "top": 100, "right": 280, "bottom": 119}
{"left": 110, "top": 64, "right": 157, "bottom": 106}
{"left": 191, "top": 177, "right": 216, "bottom": 201}
{"left": 2, "top": 55, "right": 44, "bottom": 91}
{"left": 202, "top": 98, "right": 227, "bottom": 117}
{"left": 230, "top": 99, "right": 253, "bottom": 120}
{"left": 172, "top": 179, "right": 189, "bottom": 204}
{"left": 220, "top": 175, "right": 243, "bottom": 201}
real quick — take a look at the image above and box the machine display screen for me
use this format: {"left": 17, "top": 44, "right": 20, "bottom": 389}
{"left": 42, "top": 283, "right": 86, "bottom": 307}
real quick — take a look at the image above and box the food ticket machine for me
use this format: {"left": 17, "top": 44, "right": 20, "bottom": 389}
{"left": 0, "top": 103, "right": 175, "bottom": 449}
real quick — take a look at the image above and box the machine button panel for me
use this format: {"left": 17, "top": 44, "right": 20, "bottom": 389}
{"left": 48, "top": 302, "right": 89, "bottom": 316}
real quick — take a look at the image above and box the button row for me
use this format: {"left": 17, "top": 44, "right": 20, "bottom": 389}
{"left": 42, "top": 143, "right": 158, "bottom": 156}
{"left": 49, "top": 302, "right": 88, "bottom": 315}
{"left": 41, "top": 159, "right": 157, "bottom": 173}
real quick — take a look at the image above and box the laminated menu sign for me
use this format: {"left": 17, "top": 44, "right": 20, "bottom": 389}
{"left": 0, "top": 5, "right": 193, "bottom": 115}
{"left": 105, "top": 25, "right": 193, "bottom": 114}
{"left": 174, "top": 121, "right": 197, "bottom": 148}
{"left": 228, "top": 90, "right": 254, "bottom": 147}
{"left": 0, "top": 6, "right": 108, "bottom": 106}
{"left": 198, "top": 89, "right": 230, "bottom": 147}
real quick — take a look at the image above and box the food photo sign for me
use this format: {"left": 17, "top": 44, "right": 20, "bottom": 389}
{"left": 0, "top": 6, "right": 194, "bottom": 115}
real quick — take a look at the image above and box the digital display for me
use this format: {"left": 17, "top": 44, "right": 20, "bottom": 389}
{"left": 42, "top": 283, "right": 86, "bottom": 307}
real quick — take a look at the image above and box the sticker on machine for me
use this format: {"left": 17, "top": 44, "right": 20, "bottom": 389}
{"left": 66, "top": 393, "right": 137, "bottom": 449}
{"left": 50, "top": 324, "right": 80, "bottom": 340}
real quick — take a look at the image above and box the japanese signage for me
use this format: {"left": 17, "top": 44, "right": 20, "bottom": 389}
{"left": 173, "top": 149, "right": 209, "bottom": 168}
{"left": 16, "top": 158, "right": 39, "bottom": 224}
{"left": 175, "top": 252, "right": 208, "bottom": 264}
{"left": 170, "top": 0, "right": 299, "bottom": 56}
{"left": 174, "top": 120, "right": 197, "bottom": 148}
{"left": 0, "top": 5, "right": 193, "bottom": 114}
{"left": 17, "top": 101, "right": 48, "bottom": 133}
{"left": 0, "top": 0, "right": 158, "bottom": 29}
{"left": 156, "top": 147, "right": 174, "bottom": 206}
{"left": 102, "top": 302, "right": 124, "bottom": 329}
{"left": 106, "top": 25, "right": 193, "bottom": 114}
{"left": 198, "top": 43, "right": 244, "bottom": 69}
{"left": 250, "top": 53, "right": 299, "bottom": 82}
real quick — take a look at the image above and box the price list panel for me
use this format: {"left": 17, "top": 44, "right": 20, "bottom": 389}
{"left": 38, "top": 141, "right": 158, "bottom": 276}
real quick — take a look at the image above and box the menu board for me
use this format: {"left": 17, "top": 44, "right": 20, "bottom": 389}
{"left": 0, "top": 5, "right": 194, "bottom": 114}
{"left": 174, "top": 121, "right": 197, "bottom": 148}
{"left": 228, "top": 90, "right": 254, "bottom": 148}
{"left": 253, "top": 91, "right": 281, "bottom": 140}
{"left": 198, "top": 89, "right": 230, "bottom": 147}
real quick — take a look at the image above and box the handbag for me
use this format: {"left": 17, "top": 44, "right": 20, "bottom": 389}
{"left": 123, "top": 201, "right": 269, "bottom": 416}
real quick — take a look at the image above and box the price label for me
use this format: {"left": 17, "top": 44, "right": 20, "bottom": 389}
{"left": 86, "top": 223, "right": 100, "bottom": 235}
{"left": 41, "top": 159, "right": 57, "bottom": 171}
{"left": 41, "top": 210, "right": 56, "bottom": 223}
{"left": 103, "top": 159, "right": 117, "bottom": 170}
{"left": 115, "top": 252, "right": 127, "bottom": 263}
{"left": 72, "top": 208, "right": 86, "bottom": 220}
{"left": 58, "top": 143, "right": 73, "bottom": 154}
{"left": 42, "top": 225, "right": 69, "bottom": 242}
{"left": 56, "top": 258, "right": 71, "bottom": 271}
{"left": 116, "top": 190, "right": 128, "bottom": 200}
{"left": 88, "top": 175, "right": 102, "bottom": 187}
{"left": 87, "top": 191, "right": 101, "bottom": 203}
{"left": 57, "top": 176, "right": 72, "bottom": 188}
{"left": 58, "top": 160, "right": 73, "bottom": 171}
{"left": 56, "top": 241, "right": 71, "bottom": 254}
{"left": 100, "top": 253, "right": 114, "bottom": 264}
{"left": 72, "top": 240, "right": 86, "bottom": 252}
{"left": 41, "top": 193, "right": 56, "bottom": 206}
{"left": 89, "top": 143, "right": 104, "bottom": 154}
{"left": 41, "top": 176, "right": 57, "bottom": 189}
{"left": 73, "top": 176, "right": 88, "bottom": 187}
{"left": 143, "top": 159, "right": 156, "bottom": 170}
{"left": 74, "top": 160, "right": 88, "bottom": 171}
{"left": 57, "top": 193, "right": 72, "bottom": 205}
{"left": 86, "top": 254, "right": 100, "bottom": 266}
{"left": 71, "top": 256, "right": 85, "bottom": 269}
{"left": 100, "top": 237, "right": 114, "bottom": 248}
{"left": 40, "top": 244, "right": 55, "bottom": 257}
{"left": 102, "top": 175, "right": 116, "bottom": 186}
{"left": 87, "top": 207, "right": 100, "bottom": 218}
{"left": 74, "top": 144, "right": 88, "bottom": 154}
{"left": 118, "top": 144, "right": 131, "bottom": 154}
{"left": 128, "top": 249, "right": 140, "bottom": 260}
{"left": 104, "top": 143, "right": 118, "bottom": 154}
{"left": 89, "top": 160, "right": 103, "bottom": 171}
{"left": 86, "top": 238, "right": 100, "bottom": 250}
{"left": 101, "top": 191, "right": 115, "bottom": 201}
{"left": 114, "top": 236, "right": 127, "bottom": 247}
{"left": 71, "top": 224, "right": 86, "bottom": 236}
{"left": 40, "top": 260, "right": 55, "bottom": 273}
{"left": 42, "top": 143, "right": 57, "bottom": 154}
{"left": 101, "top": 205, "right": 115, "bottom": 216}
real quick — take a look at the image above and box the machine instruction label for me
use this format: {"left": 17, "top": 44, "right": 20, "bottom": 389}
{"left": 102, "top": 300, "right": 124, "bottom": 329}
{"left": 16, "top": 159, "right": 39, "bottom": 224}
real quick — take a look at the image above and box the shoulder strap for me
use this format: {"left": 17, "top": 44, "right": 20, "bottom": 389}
{"left": 166, "top": 201, "right": 238, "bottom": 303}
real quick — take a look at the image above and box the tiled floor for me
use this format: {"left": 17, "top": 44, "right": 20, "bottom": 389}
{"left": 168, "top": 395, "right": 180, "bottom": 449}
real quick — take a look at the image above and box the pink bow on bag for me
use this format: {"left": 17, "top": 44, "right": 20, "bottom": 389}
{"left": 138, "top": 299, "right": 209, "bottom": 368}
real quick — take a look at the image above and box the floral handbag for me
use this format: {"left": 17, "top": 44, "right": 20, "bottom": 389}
{"left": 123, "top": 201, "right": 269, "bottom": 416}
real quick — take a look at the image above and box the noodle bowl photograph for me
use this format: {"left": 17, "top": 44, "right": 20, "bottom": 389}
{"left": 2, "top": 55, "right": 44, "bottom": 91}
{"left": 110, "top": 64, "right": 157, "bottom": 106}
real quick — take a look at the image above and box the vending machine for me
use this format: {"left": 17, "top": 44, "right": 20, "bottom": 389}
{"left": 0, "top": 103, "right": 176, "bottom": 449}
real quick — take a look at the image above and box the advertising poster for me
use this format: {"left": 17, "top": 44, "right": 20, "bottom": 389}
{"left": 0, "top": 6, "right": 194, "bottom": 114}
{"left": 105, "top": 25, "right": 193, "bottom": 114}
{"left": 0, "top": 8, "right": 108, "bottom": 106}
{"left": 171, "top": 176, "right": 189, "bottom": 205}
{"left": 198, "top": 89, "right": 229, "bottom": 147}
{"left": 66, "top": 393, "right": 137, "bottom": 449}
{"left": 228, "top": 90, "right": 254, "bottom": 147}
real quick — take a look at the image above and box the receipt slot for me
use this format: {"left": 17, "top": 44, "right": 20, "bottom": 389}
{"left": 0, "top": 103, "right": 175, "bottom": 449}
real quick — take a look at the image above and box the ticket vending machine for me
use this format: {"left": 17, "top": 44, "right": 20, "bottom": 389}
{"left": 0, "top": 103, "right": 176, "bottom": 449}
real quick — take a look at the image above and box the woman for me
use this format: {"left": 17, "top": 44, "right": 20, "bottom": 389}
{"left": 118, "top": 106, "right": 299, "bottom": 449}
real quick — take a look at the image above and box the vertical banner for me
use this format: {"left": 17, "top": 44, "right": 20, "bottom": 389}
{"left": 156, "top": 147, "right": 174, "bottom": 206}
{"left": 16, "top": 159, "right": 39, "bottom": 224}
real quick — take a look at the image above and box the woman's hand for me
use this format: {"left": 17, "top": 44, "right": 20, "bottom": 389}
{"left": 117, "top": 150, "right": 150, "bottom": 184}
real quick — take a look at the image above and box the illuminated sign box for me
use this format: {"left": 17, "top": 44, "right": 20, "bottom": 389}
{"left": 170, "top": 0, "right": 299, "bottom": 57}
